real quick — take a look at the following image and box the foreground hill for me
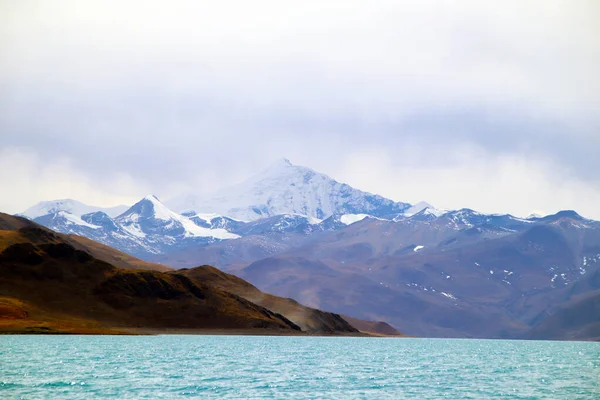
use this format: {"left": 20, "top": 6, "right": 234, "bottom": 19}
{"left": 177, "top": 265, "right": 359, "bottom": 334}
{"left": 0, "top": 220, "right": 299, "bottom": 334}
{"left": 341, "top": 315, "right": 406, "bottom": 337}
{"left": 0, "top": 214, "right": 372, "bottom": 335}
{"left": 65, "top": 234, "right": 173, "bottom": 272}
{"left": 0, "top": 213, "right": 171, "bottom": 273}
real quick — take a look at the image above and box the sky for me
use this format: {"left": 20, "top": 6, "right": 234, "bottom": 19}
{"left": 1, "top": 0, "right": 599, "bottom": 218}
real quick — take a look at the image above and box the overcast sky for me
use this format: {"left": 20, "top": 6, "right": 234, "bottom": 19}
{"left": 1, "top": 0, "right": 599, "bottom": 218}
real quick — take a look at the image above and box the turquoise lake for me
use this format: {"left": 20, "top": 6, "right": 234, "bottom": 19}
{"left": 1, "top": 335, "right": 598, "bottom": 399}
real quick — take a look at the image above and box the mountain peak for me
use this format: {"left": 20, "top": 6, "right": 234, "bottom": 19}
{"left": 116, "top": 195, "right": 240, "bottom": 240}
{"left": 21, "top": 198, "right": 128, "bottom": 219}
{"left": 541, "top": 210, "right": 584, "bottom": 222}
{"left": 404, "top": 201, "right": 434, "bottom": 216}
{"left": 266, "top": 158, "right": 293, "bottom": 171}
{"left": 142, "top": 194, "right": 162, "bottom": 203}
{"left": 124, "top": 195, "right": 173, "bottom": 221}
{"left": 168, "top": 160, "right": 410, "bottom": 221}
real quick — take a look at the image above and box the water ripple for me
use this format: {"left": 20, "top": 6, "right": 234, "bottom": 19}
{"left": 0, "top": 336, "right": 598, "bottom": 399}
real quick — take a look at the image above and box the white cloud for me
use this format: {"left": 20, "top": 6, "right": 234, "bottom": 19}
{"left": 0, "top": 147, "right": 149, "bottom": 214}
{"left": 1, "top": 0, "right": 598, "bottom": 118}
{"left": 0, "top": 1, "right": 599, "bottom": 216}
{"left": 334, "top": 144, "right": 600, "bottom": 220}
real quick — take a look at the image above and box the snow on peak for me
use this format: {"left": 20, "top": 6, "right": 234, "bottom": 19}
{"left": 269, "top": 158, "right": 293, "bottom": 169}
{"left": 401, "top": 204, "right": 446, "bottom": 220}
{"left": 523, "top": 210, "right": 547, "bottom": 219}
{"left": 143, "top": 194, "right": 161, "bottom": 202}
{"left": 21, "top": 199, "right": 128, "bottom": 219}
{"left": 140, "top": 195, "right": 175, "bottom": 221}
{"left": 404, "top": 201, "right": 434, "bottom": 216}
{"left": 167, "top": 159, "right": 410, "bottom": 221}
{"left": 118, "top": 195, "right": 239, "bottom": 240}
{"left": 421, "top": 207, "right": 446, "bottom": 217}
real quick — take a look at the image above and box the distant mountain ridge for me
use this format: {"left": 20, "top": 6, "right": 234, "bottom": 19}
{"left": 18, "top": 159, "right": 418, "bottom": 258}
{"left": 31, "top": 195, "right": 240, "bottom": 257}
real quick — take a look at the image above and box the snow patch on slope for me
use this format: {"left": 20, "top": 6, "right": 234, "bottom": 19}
{"left": 340, "top": 214, "right": 370, "bottom": 225}
{"left": 56, "top": 211, "right": 101, "bottom": 229}
{"left": 179, "top": 217, "right": 239, "bottom": 239}
{"left": 190, "top": 213, "right": 223, "bottom": 223}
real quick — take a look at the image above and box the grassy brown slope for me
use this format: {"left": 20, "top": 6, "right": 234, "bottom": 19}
{"left": 65, "top": 235, "right": 172, "bottom": 272}
{"left": 177, "top": 265, "right": 361, "bottom": 334}
{"left": 0, "top": 230, "right": 300, "bottom": 334}
{"left": 0, "top": 213, "right": 170, "bottom": 272}
{"left": 341, "top": 315, "right": 406, "bottom": 337}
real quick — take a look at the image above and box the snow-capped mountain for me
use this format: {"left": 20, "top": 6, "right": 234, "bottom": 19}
{"left": 403, "top": 201, "right": 438, "bottom": 216}
{"left": 115, "top": 195, "right": 238, "bottom": 241}
{"left": 21, "top": 199, "right": 128, "bottom": 219}
{"left": 34, "top": 211, "right": 104, "bottom": 233}
{"left": 20, "top": 159, "right": 600, "bottom": 271}
{"left": 30, "top": 195, "right": 240, "bottom": 256}
{"left": 167, "top": 158, "right": 411, "bottom": 221}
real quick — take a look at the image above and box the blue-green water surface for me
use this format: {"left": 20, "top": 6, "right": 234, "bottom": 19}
{"left": 1, "top": 335, "right": 598, "bottom": 399}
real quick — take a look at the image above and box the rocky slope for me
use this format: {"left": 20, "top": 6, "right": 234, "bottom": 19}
{"left": 177, "top": 265, "right": 358, "bottom": 334}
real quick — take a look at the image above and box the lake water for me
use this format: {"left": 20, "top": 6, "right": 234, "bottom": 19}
{"left": 1, "top": 335, "right": 598, "bottom": 399}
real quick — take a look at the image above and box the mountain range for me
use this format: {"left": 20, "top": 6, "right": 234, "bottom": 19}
{"left": 16, "top": 159, "right": 600, "bottom": 340}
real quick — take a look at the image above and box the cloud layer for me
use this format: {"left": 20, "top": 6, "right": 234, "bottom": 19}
{"left": 1, "top": 1, "right": 599, "bottom": 218}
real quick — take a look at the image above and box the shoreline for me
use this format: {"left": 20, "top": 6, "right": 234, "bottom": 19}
{"left": 0, "top": 325, "right": 403, "bottom": 337}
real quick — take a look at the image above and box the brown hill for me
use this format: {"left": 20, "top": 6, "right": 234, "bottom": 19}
{"left": 0, "top": 213, "right": 170, "bottom": 272}
{"left": 65, "top": 234, "right": 172, "bottom": 272}
{"left": 0, "top": 213, "right": 369, "bottom": 335}
{"left": 177, "top": 265, "right": 359, "bottom": 334}
{"left": 0, "top": 214, "right": 301, "bottom": 334}
{"left": 341, "top": 315, "right": 405, "bottom": 336}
